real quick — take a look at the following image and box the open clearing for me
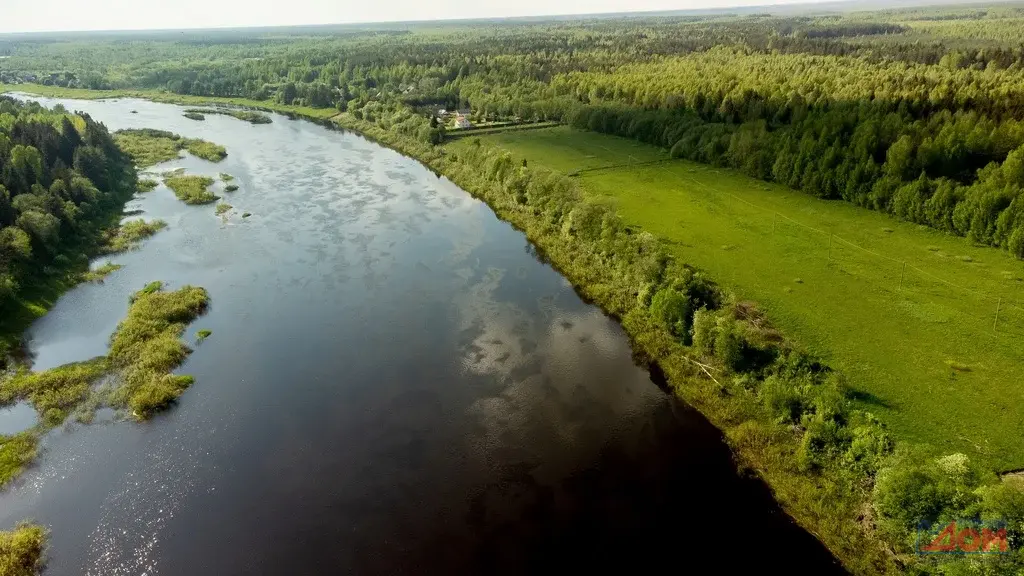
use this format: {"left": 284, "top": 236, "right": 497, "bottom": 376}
{"left": 451, "top": 126, "right": 1024, "bottom": 471}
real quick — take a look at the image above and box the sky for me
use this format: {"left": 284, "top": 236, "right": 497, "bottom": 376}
{"left": 0, "top": 0, "right": 819, "bottom": 34}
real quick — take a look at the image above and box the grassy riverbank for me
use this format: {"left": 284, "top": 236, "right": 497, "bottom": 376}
{"left": 322, "top": 112, "right": 900, "bottom": 574}
{"left": 4, "top": 85, "right": 1021, "bottom": 574}
{"left": 326, "top": 112, "right": 1024, "bottom": 575}
{"left": 452, "top": 127, "right": 1024, "bottom": 472}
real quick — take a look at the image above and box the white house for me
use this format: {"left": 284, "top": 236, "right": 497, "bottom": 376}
{"left": 454, "top": 114, "right": 472, "bottom": 129}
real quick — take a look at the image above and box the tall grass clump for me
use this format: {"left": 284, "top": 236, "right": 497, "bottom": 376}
{"left": 113, "top": 128, "right": 182, "bottom": 167}
{"left": 0, "top": 434, "right": 38, "bottom": 488}
{"left": 183, "top": 112, "right": 205, "bottom": 121}
{"left": 0, "top": 357, "right": 109, "bottom": 426}
{"left": 101, "top": 219, "right": 167, "bottom": 253}
{"left": 80, "top": 261, "right": 122, "bottom": 282}
{"left": 0, "top": 522, "right": 46, "bottom": 576}
{"left": 184, "top": 108, "right": 272, "bottom": 124}
{"left": 114, "top": 128, "right": 226, "bottom": 167}
{"left": 164, "top": 176, "right": 217, "bottom": 205}
{"left": 0, "top": 281, "right": 211, "bottom": 488}
{"left": 184, "top": 140, "right": 227, "bottom": 162}
{"left": 107, "top": 283, "right": 209, "bottom": 418}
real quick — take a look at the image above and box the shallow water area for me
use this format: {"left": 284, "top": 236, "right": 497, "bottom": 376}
{"left": 0, "top": 94, "right": 846, "bottom": 575}
{"left": 0, "top": 402, "right": 37, "bottom": 435}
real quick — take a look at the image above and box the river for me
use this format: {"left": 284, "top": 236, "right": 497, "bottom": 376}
{"left": 0, "top": 96, "right": 845, "bottom": 575}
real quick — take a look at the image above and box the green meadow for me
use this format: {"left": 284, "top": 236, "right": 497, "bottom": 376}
{"left": 454, "top": 127, "right": 1024, "bottom": 471}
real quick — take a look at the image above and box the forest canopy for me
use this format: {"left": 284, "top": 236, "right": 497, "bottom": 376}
{"left": 4, "top": 6, "right": 1024, "bottom": 256}
{"left": 4, "top": 5, "right": 1024, "bottom": 573}
{"left": 0, "top": 96, "right": 136, "bottom": 353}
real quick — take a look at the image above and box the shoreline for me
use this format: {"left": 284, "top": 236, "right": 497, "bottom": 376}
{"left": 319, "top": 114, "right": 895, "bottom": 573}
{"left": 1, "top": 86, "right": 892, "bottom": 574}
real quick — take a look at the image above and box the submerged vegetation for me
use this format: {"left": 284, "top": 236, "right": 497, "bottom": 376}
{"left": 113, "top": 128, "right": 226, "bottom": 167}
{"left": 184, "top": 108, "right": 271, "bottom": 124}
{"left": 224, "top": 184, "right": 238, "bottom": 192}
{"left": 215, "top": 203, "right": 232, "bottom": 216}
{"left": 101, "top": 219, "right": 167, "bottom": 253}
{"left": 107, "top": 283, "right": 209, "bottom": 417}
{"left": 0, "top": 522, "right": 46, "bottom": 576}
{"left": 0, "top": 282, "right": 210, "bottom": 485}
{"left": 219, "top": 173, "right": 234, "bottom": 182}
{"left": 164, "top": 175, "right": 217, "bottom": 205}
{"left": 1, "top": 357, "right": 109, "bottom": 426}
{"left": 196, "top": 329, "right": 212, "bottom": 341}
{"left": 183, "top": 111, "right": 205, "bottom": 121}
{"left": 1, "top": 282, "right": 210, "bottom": 422}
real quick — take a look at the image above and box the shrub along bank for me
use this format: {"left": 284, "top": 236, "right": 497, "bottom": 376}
{"left": 328, "top": 109, "right": 1024, "bottom": 575}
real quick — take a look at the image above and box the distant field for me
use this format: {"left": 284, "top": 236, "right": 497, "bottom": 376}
{"left": 450, "top": 127, "right": 1024, "bottom": 471}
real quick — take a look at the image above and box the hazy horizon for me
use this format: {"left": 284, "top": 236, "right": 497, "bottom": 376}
{"left": 2, "top": 0, "right": 830, "bottom": 34}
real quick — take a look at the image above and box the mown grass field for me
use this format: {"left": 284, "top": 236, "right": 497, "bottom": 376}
{"left": 451, "top": 126, "right": 1024, "bottom": 471}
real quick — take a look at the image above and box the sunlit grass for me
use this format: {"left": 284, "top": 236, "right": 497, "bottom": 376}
{"left": 102, "top": 219, "right": 167, "bottom": 253}
{"left": 113, "top": 128, "right": 226, "bottom": 167}
{"left": 164, "top": 175, "right": 217, "bottom": 205}
{"left": 0, "top": 521, "right": 46, "bottom": 576}
{"left": 458, "top": 126, "right": 1024, "bottom": 470}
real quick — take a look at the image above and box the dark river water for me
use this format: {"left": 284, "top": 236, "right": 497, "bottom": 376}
{"left": 0, "top": 96, "right": 845, "bottom": 575}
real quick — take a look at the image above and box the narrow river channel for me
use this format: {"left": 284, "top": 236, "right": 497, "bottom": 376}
{"left": 0, "top": 96, "right": 845, "bottom": 575}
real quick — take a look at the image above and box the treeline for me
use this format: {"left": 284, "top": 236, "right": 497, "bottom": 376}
{"left": 0, "top": 97, "right": 136, "bottom": 341}
{"left": 8, "top": 9, "right": 1024, "bottom": 255}
{"left": 541, "top": 57, "right": 1024, "bottom": 256}
{"left": 7, "top": 8, "right": 1024, "bottom": 110}
{"left": 7, "top": 9, "right": 1024, "bottom": 256}
{"left": 340, "top": 113, "right": 1024, "bottom": 573}
{"left": 443, "top": 45, "right": 1024, "bottom": 257}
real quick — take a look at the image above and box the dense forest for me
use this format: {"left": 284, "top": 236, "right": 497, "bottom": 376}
{"left": 4, "top": 5, "right": 1024, "bottom": 574}
{"left": 5, "top": 6, "right": 1024, "bottom": 257}
{"left": 0, "top": 97, "right": 136, "bottom": 354}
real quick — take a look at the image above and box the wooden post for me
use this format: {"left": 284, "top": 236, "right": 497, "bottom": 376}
{"left": 994, "top": 297, "right": 1002, "bottom": 332}
{"left": 899, "top": 262, "right": 907, "bottom": 290}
